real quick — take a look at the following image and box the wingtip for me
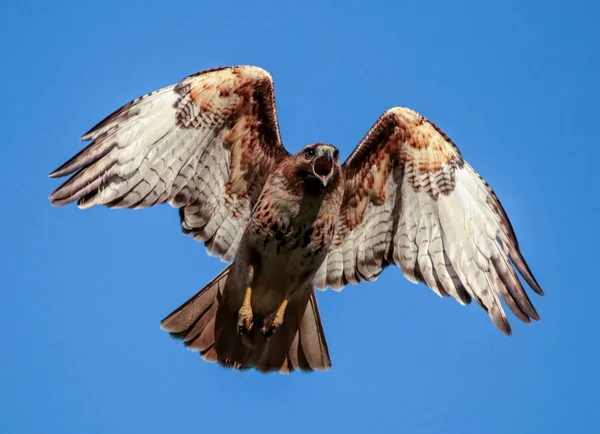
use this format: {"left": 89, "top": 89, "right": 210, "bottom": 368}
{"left": 48, "top": 164, "right": 75, "bottom": 179}
{"left": 47, "top": 190, "right": 86, "bottom": 208}
{"left": 48, "top": 169, "right": 62, "bottom": 178}
{"left": 80, "top": 119, "right": 108, "bottom": 141}
{"left": 47, "top": 131, "right": 98, "bottom": 179}
{"left": 525, "top": 270, "right": 545, "bottom": 296}
{"left": 48, "top": 190, "right": 59, "bottom": 201}
{"left": 47, "top": 184, "right": 69, "bottom": 202}
{"left": 48, "top": 197, "right": 70, "bottom": 207}
{"left": 499, "top": 321, "right": 513, "bottom": 337}
{"left": 159, "top": 318, "right": 172, "bottom": 332}
{"left": 80, "top": 132, "right": 94, "bottom": 141}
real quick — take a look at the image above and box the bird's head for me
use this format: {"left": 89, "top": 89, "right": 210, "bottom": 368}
{"left": 294, "top": 143, "right": 341, "bottom": 189}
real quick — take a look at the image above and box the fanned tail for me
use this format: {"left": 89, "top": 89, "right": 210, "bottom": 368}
{"left": 160, "top": 266, "right": 331, "bottom": 373}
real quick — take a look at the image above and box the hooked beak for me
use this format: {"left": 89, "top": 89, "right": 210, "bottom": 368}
{"left": 312, "top": 148, "right": 334, "bottom": 187}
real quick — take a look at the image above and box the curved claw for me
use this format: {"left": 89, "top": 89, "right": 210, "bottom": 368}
{"left": 261, "top": 299, "right": 288, "bottom": 338}
{"left": 237, "top": 311, "right": 253, "bottom": 335}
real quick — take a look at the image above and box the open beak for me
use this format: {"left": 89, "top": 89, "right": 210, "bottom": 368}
{"left": 312, "top": 149, "right": 334, "bottom": 187}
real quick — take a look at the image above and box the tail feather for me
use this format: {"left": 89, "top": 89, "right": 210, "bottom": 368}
{"left": 160, "top": 266, "right": 331, "bottom": 373}
{"left": 298, "top": 290, "right": 331, "bottom": 369}
{"left": 160, "top": 264, "right": 230, "bottom": 342}
{"left": 252, "top": 287, "right": 330, "bottom": 373}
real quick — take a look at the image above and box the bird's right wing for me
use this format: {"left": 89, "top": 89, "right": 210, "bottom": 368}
{"left": 49, "top": 65, "right": 289, "bottom": 261}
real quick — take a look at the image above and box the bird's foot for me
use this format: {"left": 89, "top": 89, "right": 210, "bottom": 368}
{"left": 237, "top": 287, "right": 253, "bottom": 334}
{"left": 237, "top": 308, "right": 253, "bottom": 334}
{"left": 261, "top": 299, "right": 288, "bottom": 338}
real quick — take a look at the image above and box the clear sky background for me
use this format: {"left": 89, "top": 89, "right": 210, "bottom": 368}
{"left": 2, "top": 1, "right": 599, "bottom": 433}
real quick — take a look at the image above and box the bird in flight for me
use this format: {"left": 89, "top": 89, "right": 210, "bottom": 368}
{"left": 49, "top": 65, "right": 544, "bottom": 373}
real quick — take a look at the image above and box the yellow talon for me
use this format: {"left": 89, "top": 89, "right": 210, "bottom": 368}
{"left": 237, "top": 286, "right": 253, "bottom": 334}
{"left": 274, "top": 299, "right": 288, "bottom": 327}
{"left": 262, "top": 298, "right": 288, "bottom": 337}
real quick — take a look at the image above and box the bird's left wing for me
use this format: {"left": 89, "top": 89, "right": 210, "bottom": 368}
{"left": 313, "top": 107, "right": 543, "bottom": 334}
{"left": 49, "top": 66, "right": 289, "bottom": 261}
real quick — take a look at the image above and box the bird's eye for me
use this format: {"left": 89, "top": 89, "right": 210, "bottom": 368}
{"left": 333, "top": 149, "right": 339, "bottom": 159}
{"left": 304, "top": 148, "right": 316, "bottom": 158}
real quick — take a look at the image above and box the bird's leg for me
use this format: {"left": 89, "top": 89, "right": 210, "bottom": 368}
{"left": 261, "top": 299, "right": 288, "bottom": 338}
{"left": 237, "top": 287, "right": 254, "bottom": 334}
{"left": 237, "top": 265, "right": 254, "bottom": 334}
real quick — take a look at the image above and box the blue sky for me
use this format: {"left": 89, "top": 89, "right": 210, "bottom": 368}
{"left": 2, "top": 0, "right": 599, "bottom": 433}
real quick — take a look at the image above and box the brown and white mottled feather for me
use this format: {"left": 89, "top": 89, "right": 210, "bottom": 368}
{"left": 48, "top": 66, "right": 289, "bottom": 261}
{"left": 313, "top": 107, "right": 543, "bottom": 335}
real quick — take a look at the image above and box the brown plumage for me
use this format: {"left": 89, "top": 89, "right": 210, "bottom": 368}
{"left": 49, "top": 65, "right": 544, "bottom": 373}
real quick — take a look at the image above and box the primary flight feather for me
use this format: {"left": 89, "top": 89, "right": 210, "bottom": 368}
{"left": 49, "top": 65, "right": 543, "bottom": 373}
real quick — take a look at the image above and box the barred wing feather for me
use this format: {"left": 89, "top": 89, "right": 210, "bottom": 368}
{"left": 49, "top": 66, "right": 289, "bottom": 261}
{"left": 314, "top": 107, "right": 543, "bottom": 335}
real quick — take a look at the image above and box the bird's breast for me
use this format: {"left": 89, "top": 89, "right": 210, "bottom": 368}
{"left": 244, "top": 199, "right": 337, "bottom": 298}
{"left": 251, "top": 213, "right": 334, "bottom": 268}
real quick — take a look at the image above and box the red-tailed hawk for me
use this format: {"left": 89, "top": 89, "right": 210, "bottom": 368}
{"left": 49, "top": 65, "right": 543, "bottom": 373}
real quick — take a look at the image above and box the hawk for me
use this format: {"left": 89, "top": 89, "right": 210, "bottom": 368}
{"left": 49, "top": 65, "right": 544, "bottom": 373}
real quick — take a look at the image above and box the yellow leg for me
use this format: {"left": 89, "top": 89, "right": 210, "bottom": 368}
{"left": 262, "top": 299, "right": 288, "bottom": 337}
{"left": 274, "top": 299, "right": 288, "bottom": 326}
{"left": 237, "top": 287, "right": 253, "bottom": 334}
